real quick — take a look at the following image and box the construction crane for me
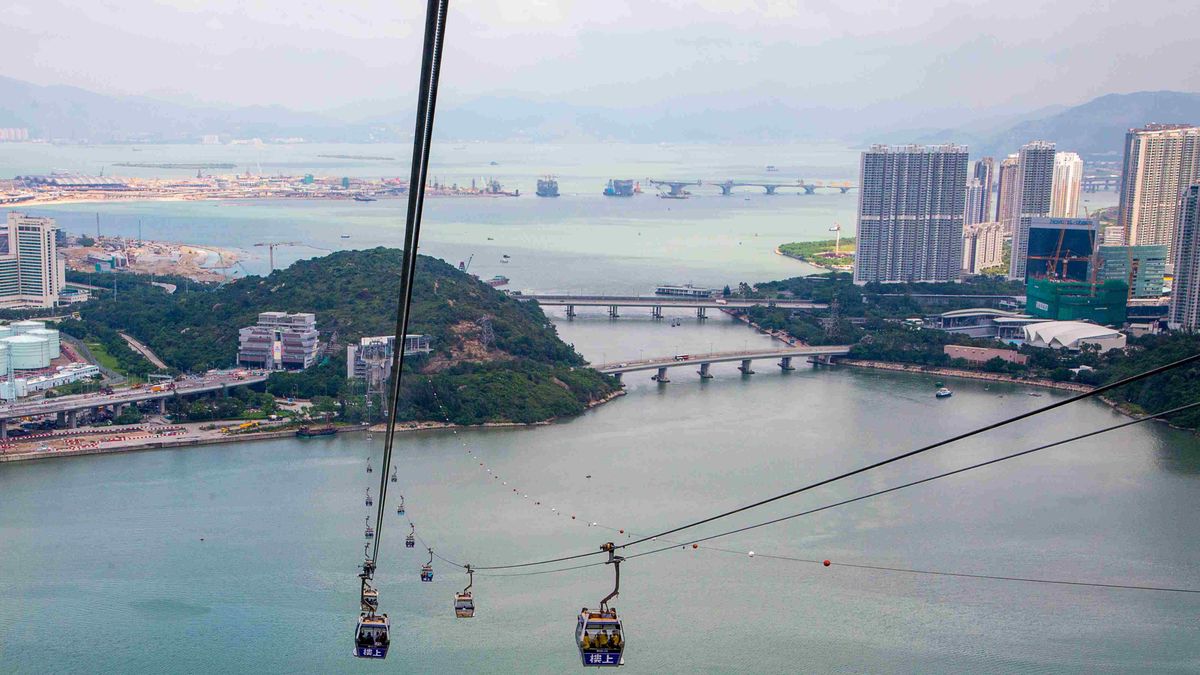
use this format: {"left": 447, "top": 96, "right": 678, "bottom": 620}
{"left": 254, "top": 241, "right": 330, "bottom": 271}
{"left": 458, "top": 254, "right": 474, "bottom": 273}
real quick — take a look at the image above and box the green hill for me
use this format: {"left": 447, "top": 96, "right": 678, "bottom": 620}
{"left": 63, "top": 248, "right": 618, "bottom": 425}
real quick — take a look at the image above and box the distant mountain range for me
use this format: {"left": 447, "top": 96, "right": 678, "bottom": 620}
{"left": 1, "top": 76, "right": 1197, "bottom": 155}
{"left": 915, "top": 91, "right": 1200, "bottom": 159}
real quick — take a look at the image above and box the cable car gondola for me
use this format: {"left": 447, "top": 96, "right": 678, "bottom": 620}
{"left": 364, "top": 516, "right": 375, "bottom": 539}
{"left": 576, "top": 543, "right": 626, "bottom": 667}
{"left": 454, "top": 565, "right": 475, "bottom": 618}
{"left": 367, "top": 457, "right": 373, "bottom": 474}
{"left": 406, "top": 523, "right": 416, "bottom": 549}
{"left": 421, "top": 548, "right": 434, "bottom": 582}
{"left": 391, "top": 466, "right": 398, "bottom": 483}
{"left": 396, "top": 494, "right": 405, "bottom": 515}
{"left": 365, "top": 488, "right": 373, "bottom": 507}
{"left": 353, "top": 612, "right": 390, "bottom": 659}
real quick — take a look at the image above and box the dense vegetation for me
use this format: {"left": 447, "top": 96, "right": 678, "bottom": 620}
{"left": 778, "top": 238, "right": 855, "bottom": 268}
{"left": 743, "top": 272, "right": 1200, "bottom": 430}
{"left": 63, "top": 249, "right": 618, "bottom": 425}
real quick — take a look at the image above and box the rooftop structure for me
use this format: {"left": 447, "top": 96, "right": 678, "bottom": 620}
{"left": 1023, "top": 321, "right": 1126, "bottom": 352}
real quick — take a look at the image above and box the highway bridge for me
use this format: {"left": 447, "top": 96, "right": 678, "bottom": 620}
{"left": 519, "top": 294, "right": 827, "bottom": 319}
{"left": 644, "top": 178, "right": 856, "bottom": 197}
{"left": 0, "top": 371, "right": 269, "bottom": 438}
{"left": 594, "top": 345, "right": 851, "bottom": 382}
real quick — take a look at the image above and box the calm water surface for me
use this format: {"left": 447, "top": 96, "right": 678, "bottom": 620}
{"left": 2, "top": 315, "right": 1199, "bottom": 673}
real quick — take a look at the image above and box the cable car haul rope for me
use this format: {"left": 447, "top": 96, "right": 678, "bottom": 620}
{"left": 348, "top": 0, "right": 1200, "bottom": 663}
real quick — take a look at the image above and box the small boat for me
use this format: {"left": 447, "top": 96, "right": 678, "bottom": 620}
{"left": 935, "top": 388, "right": 953, "bottom": 399}
{"left": 354, "top": 194, "right": 377, "bottom": 202}
{"left": 1028, "top": 392, "right": 1043, "bottom": 397}
{"left": 341, "top": 234, "right": 351, "bottom": 239}
{"left": 297, "top": 425, "right": 337, "bottom": 437}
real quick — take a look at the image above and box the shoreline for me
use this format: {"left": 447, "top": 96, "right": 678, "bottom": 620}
{"left": 836, "top": 358, "right": 1094, "bottom": 392}
{"left": 2, "top": 389, "right": 628, "bottom": 464}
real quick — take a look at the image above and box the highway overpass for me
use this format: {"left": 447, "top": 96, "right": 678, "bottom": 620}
{"left": 0, "top": 371, "right": 269, "bottom": 438}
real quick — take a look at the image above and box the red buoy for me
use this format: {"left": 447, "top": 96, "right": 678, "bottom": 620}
{"left": 823, "top": 559, "right": 831, "bottom": 567}
{"left": 692, "top": 544, "right": 698, "bottom": 549}
{"left": 619, "top": 529, "right": 624, "bottom": 534}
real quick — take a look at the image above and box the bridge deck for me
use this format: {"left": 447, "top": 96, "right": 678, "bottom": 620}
{"left": 596, "top": 346, "right": 849, "bottom": 374}
{"left": 0, "top": 374, "right": 269, "bottom": 420}
{"left": 522, "top": 295, "right": 826, "bottom": 310}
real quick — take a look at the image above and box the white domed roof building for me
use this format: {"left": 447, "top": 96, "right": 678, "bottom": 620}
{"left": 1023, "top": 321, "right": 1126, "bottom": 353}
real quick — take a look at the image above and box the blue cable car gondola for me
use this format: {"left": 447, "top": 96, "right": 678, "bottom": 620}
{"left": 365, "top": 488, "right": 373, "bottom": 507}
{"left": 406, "top": 523, "right": 416, "bottom": 549}
{"left": 353, "top": 613, "right": 390, "bottom": 659}
{"left": 391, "top": 466, "right": 398, "bottom": 483}
{"left": 576, "top": 543, "right": 626, "bottom": 667}
{"left": 421, "top": 548, "right": 434, "bottom": 582}
{"left": 397, "top": 494, "right": 405, "bottom": 515}
{"left": 364, "top": 516, "right": 375, "bottom": 539}
{"left": 367, "top": 457, "right": 373, "bottom": 474}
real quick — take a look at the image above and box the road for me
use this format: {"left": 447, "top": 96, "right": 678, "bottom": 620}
{"left": 119, "top": 332, "right": 169, "bottom": 370}
{"left": 0, "top": 371, "right": 270, "bottom": 421}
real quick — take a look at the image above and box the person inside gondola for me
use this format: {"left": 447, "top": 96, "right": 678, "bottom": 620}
{"left": 610, "top": 630, "right": 622, "bottom": 649}
{"left": 596, "top": 631, "right": 609, "bottom": 649}
{"left": 581, "top": 631, "right": 592, "bottom": 650}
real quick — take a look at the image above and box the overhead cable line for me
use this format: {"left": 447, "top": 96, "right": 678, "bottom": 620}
{"left": 701, "top": 547, "right": 1200, "bottom": 594}
{"left": 370, "top": 0, "right": 449, "bottom": 566}
{"left": 468, "top": 353, "right": 1200, "bottom": 571}
{"left": 477, "top": 399, "right": 1200, "bottom": 589}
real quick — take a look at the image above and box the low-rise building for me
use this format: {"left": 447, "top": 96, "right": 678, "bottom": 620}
{"left": 1023, "top": 321, "right": 1126, "bottom": 352}
{"left": 925, "top": 308, "right": 1045, "bottom": 340}
{"left": 943, "top": 345, "right": 1029, "bottom": 365}
{"left": 346, "top": 335, "right": 432, "bottom": 393}
{"left": 237, "top": 312, "right": 319, "bottom": 371}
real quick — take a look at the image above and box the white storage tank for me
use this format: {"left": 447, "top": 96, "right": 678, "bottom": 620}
{"left": 12, "top": 320, "right": 46, "bottom": 335}
{"left": 0, "top": 342, "right": 10, "bottom": 373}
{"left": 28, "top": 329, "right": 60, "bottom": 359}
{"left": 3, "top": 334, "right": 50, "bottom": 370}
{"left": 0, "top": 326, "right": 14, "bottom": 340}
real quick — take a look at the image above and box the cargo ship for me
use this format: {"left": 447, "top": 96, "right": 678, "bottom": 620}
{"left": 353, "top": 194, "right": 377, "bottom": 202}
{"left": 485, "top": 275, "right": 510, "bottom": 287}
{"left": 297, "top": 425, "right": 337, "bottom": 438}
{"left": 536, "top": 177, "right": 560, "bottom": 197}
{"left": 603, "top": 179, "right": 637, "bottom": 197}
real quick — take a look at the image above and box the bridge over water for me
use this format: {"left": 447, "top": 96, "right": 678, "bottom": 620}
{"left": 594, "top": 345, "right": 850, "bottom": 382}
{"left": 520, "top": 294, "right": 826, "bottom": 319}
{"left": 0, "top": 372, "right": 269, "bottom": 438}
{"left": 644, "top": 178, "right": 856, "bottom": 197}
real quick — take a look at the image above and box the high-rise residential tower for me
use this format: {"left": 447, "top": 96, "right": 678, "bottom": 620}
{"left": 0, "top": 213, "right": 66, "bottom": 309}
{"left": 965, "top": 157, "right": 995, "bottom": 226}
{"left": 1170, "top": 184, "right": 1200, "bottom": 330}
{"left": 1050, "top": 151, "right": 1083, "bottom": 217}
{"left": 1118, "top": 124, "right": 1200, "bottom": 255}
{"left": 853, "top": 144, "right": 968, "bottom": 284}
{"left": 1007, "top": 141, "right": 1056, "bottom": 280}
{"left": 994, "top": 154, "right": 1019, "bottom": 226}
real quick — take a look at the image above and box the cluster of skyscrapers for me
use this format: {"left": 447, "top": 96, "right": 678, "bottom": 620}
{"left": 852, "top": 123, "right": 1200, "bottom": 330}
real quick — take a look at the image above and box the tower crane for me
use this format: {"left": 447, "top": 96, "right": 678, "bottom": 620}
{"left": 254, "top": 241, "right": 330, "bottom": 271}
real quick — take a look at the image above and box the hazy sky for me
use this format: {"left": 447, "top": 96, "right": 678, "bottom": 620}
{"left": 4, "top": 0, "right": 1199, "bottom": 118}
